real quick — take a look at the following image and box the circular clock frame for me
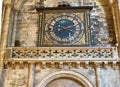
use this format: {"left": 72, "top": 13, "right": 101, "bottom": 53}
{"left": 45, "top": 13, "right": 85, "bottom": 45}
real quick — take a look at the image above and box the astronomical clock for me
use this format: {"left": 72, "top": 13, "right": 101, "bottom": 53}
{"left": 36, "top": 6, "right": 92, "bottom": 46}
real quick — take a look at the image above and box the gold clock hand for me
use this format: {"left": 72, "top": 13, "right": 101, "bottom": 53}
{"left": 58, "top": 25, "right": 68, "bottom": 31}
{"left": 58, "top": 28, "right": 74, "bottom": 32}
{"left": 65, "top": 23, "right": 79, "bottom": 29}
{"left": 63, "top": 28, "right": 74, "bottom": 32}
{"left": 57, "top": 25, "right": 74, "bottom": 32}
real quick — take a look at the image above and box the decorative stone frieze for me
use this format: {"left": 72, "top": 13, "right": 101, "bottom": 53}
{"left": 3, "top": 58, "right": 120, "bottom": 69}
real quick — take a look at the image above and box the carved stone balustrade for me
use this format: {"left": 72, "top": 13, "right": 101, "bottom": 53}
{"left": 3, "top": 47, "right": 120, "bottom": 69}
{"left": 5, "top": 47, "right": 118, "bottom": 59}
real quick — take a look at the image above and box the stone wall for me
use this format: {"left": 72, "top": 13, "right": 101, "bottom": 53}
{"left": 16, "top": 0, "right": 39, "bottom": 47}
{"left": 3, "top": 68, "right": 28, "bottom": 87}
{"left": 99, "top": 66, "right": 120, "bottom": 87}
{"left": 7, "top": 0, "right": 115, "bottom": 47}
{"left": 43, "top": 0, "right": 115, "bottom": 46}
{"left": 1, "top": 64, "right": 120, "bottom": 87}
{"left": 0, "top": 0, "right": 120, "bottom": 87}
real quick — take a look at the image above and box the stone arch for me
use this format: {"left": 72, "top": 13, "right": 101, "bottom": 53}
{"left": 37, "top": 70, "right": 94, "bottom": 87}
{"left": 96, "top": 0, "right": 116, "bottom": 46}
{"left": 12, "top": 0, "right": 38, "bottom": 47}
{"left": 12, "top": 0, "right": 25, "bottom": 12}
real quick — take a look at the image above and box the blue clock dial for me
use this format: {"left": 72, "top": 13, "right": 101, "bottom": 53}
{"left": 53, "top": 19, "right": 75, "bottom": 38}
{"left": 45, "top": 13, "right": 84, "bottom": 45}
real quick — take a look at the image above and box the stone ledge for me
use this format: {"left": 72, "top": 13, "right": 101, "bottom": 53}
{"left": 3, "top": 58, "right": 120, "bottom": 69}
{"left": 4, "top": 58, "right": 120, "bottom": 61}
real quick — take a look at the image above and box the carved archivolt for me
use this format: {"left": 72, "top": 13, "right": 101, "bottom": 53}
{"left": 37, "top": 70, "right": 94, "bottom": 87}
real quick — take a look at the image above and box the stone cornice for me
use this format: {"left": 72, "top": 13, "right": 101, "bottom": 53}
{"left": 3, "top": 58, "right": 120, "bottom": 69}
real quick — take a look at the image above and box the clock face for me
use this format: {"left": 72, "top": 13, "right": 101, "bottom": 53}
{"left": 45, "top": 13, "right": 85, "bottom": 45}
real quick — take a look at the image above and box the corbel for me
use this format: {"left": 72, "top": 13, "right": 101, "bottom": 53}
{"left": 19, "top": 61, "right": 25, "bottom": 69}
{"left": 76, "top": 62, "right": 80, "bottom": 69}
{"left": 59, "top": 62, "right": 63, "bottom": 69}
{"left": 41, "top": 62, "right": 46, "bottom": 69}
{"left": 84, "top": 61, "right": 89, "bottom": 69}
{"left": 11, "top": 61, "right": 16, "bottom": 69}
{"left": 111, "top": 61, "right": 117, "bottom": 69}
{"left": 103, "top": 61, "right": 108, "bottom": 68}
{"left": 68, "top": 62, "right": 72, "bottom": 69}
{"left": 4, "top": 61, "right": 9, "bottom": 69}
{"left": 94, "top": 62, "right": 101, "bottom": 69}
{"left": 51, "top": 62, "right": 55, "bottom": 69}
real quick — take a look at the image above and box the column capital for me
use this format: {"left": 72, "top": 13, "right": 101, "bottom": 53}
{"left": 94, "top": 62, "right": 101, "bottom": 68}
{"left": 3, "top": 0, "right": 12, "bottom": 6}
{"left": 12, "top": 7, "right": 19, "bottom": 15}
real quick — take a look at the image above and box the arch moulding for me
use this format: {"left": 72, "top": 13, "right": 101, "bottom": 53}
{"left": 37, "top": 70, "right": 94, "bottom": 87}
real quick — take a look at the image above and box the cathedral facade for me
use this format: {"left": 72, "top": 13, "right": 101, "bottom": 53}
{"left": 0, "top": 0, "right": 120, "bottom": 87}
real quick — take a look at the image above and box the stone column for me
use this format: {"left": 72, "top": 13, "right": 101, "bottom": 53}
{"left": 28, "top": 63, "right": 35, "bottom": 87}
{"left": 11, "top": 10, "right": 18, "bottom": 47}
{"left": 94, "top": 63, "right": 101, "bottom": 87}
{"left": 111, "top": 0, "right": 120, "bottom": 57}
{"left": 0, "top": 2, "right": 4, "bottom": 41}
{"left": 118, "top": 0, "right": 120, "bottom": 11}
{"left": 0, "top": 2, "right": 11, "bottom": 79}
{"left": 117, "top": 0, "right": 120, "bottom": 56}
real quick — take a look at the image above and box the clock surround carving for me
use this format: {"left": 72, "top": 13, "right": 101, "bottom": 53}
{"left": 36, "top": 6, "right": 92, "bottom": 46}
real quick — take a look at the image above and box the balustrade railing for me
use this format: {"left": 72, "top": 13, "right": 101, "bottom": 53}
{"left": 5, "top": 47, "right": 118, "bottom": 59}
